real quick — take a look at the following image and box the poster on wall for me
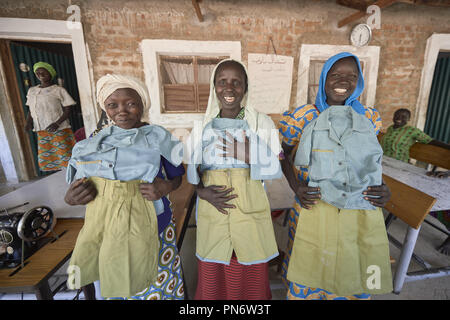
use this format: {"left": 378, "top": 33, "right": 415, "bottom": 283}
{"left": 247, "top": 53, "right": 294, "bottom": 114}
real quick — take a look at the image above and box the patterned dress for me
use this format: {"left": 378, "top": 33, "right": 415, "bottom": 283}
{"left": 26, "top": 84, "right": 76, "bottom": 172}
{"left": 279, "top": 104, "right": 382, "bottom": 300}
{"left": 380, "top": 125, "right": 433, "bottom": 162}
{"left": 37, "top": 129, "right": 75, "bottom": 171}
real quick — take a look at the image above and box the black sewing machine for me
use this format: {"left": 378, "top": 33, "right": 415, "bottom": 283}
{"left": 0, "top": 203, "right": 56, "bottom": 269}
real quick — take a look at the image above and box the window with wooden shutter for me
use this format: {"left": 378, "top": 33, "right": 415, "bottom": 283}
{"left": 159, "top": 55, "right": 228, "bottom": 113}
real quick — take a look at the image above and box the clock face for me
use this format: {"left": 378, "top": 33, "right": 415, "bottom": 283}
{"left": 350, "top": 24, "right": 372, "bottom": 47}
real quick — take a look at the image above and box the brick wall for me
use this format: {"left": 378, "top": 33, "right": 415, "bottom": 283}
{"left": 1, "top": 0, "right": 449, "bottom": 129}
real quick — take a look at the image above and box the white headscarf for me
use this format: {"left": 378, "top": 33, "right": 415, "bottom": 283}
{"left": 201, "top": 58, "right": 281, "bottom": 156}
{"left": 96, "top": 74, "right": 150, "bottom": 118}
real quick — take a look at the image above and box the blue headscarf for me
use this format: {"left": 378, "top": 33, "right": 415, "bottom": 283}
{"left": 315, "top": 52, "right": 365, "bottom": 115}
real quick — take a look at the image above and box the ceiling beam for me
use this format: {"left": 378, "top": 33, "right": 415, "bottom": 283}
{"left": 397, "top": 0, "right": 450, "bottom": 6}
{"left": 337, "top": 0, "right": 397, "bottom": 28}
{"left": 336, "top": 0, "right": 368, "bottom": 11}
{"left": 192, "top": 0, "right": 204, "bottom": 22}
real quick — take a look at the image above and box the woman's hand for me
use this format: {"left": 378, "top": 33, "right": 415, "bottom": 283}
{"left": 24, "top": 122, "right": 33, "bottom": 132}
{"left": 139, "top": 177, "right": 172, "bottom": 201}
{"left": 363, "top": 183, "right": 391, "bottom": 208}
{"left": 426, "top": 170, "right": 449, "bottom": 179}
{"left": 64, "top": 178, "right": 97, "bottom": 206}
{"left": 295, "top": 180, "right": 321, "bottom": 210}
{"left": 216, "top": 131, "right": 250, "bottom": 164}
{"left": 24, "top": 114, "right": 33, "bottom": 131}
{"left": 46, "top": 122, "right": 60, "bottom": 133}
{"left": 197, "top": 185, "right": 238, "bottom": 215}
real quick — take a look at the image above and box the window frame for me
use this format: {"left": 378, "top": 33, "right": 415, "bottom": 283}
{"left": 141, "top": 40, "right": 241, "bottom": 129}
{"left": 296, "top": 44, "right": 380, "bottom": 109}
{"left": 160, "top": 55, "right": 228, "bottom": 113}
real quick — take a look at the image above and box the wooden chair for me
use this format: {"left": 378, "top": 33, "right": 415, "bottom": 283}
{"left": 409, "top": 143, "right": 450, "bottom": 170}
{"left": 383, "top": 174, "right": 436, "bottom": 270}
{"left": 383, "top": 174, "right": 436, "bottom": 230}
{"left": 167, "top": 170, "right": 196, "bottom": 251}
{"left": 382, "top": 174, "right": 442, "bottom": 293}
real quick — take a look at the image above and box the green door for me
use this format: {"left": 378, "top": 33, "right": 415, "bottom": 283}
{"left": 424, "top": 54, "right": 450, "bottom": 144}
{"left": 9, "top": 41, "right": 84, "bottom": 176}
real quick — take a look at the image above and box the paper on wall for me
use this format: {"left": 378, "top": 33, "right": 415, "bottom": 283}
{"left": 247, "top": 53, "right": 294, "bottom": 114}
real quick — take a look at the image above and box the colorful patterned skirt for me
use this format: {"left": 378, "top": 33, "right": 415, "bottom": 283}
{"left": 195, "top": 253, "right": 271, "bottom": 300}
{"left": 429, "top": 210, "right": 450, "bottom": 230}
{"left": 36, "top": 128, "right": 75, "bottom": 172}
{"left": 108, "top": 217, "right": 185, "bottom": 300}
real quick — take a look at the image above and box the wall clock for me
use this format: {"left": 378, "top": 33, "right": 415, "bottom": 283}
{"left": 350, "top": 23, "right": 372, "bottom": 47}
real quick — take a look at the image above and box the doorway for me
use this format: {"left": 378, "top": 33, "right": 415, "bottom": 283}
{"left": 0, "top": 39, "right": 84, "bottom": 178}
{"left": 423, "top": 51, "right": 450, "bottom": 144}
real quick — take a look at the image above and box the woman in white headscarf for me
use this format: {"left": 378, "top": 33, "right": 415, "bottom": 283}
{"left": 187, "top": 59, "right": 282, "bottom": 300}
{"left": 64, "top": 74, "right": 186, "bottom": 300}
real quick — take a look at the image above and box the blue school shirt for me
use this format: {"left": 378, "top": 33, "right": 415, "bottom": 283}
{"left": 67, "top": 124, "right": 183, "bottom": 215}
{"left": 294, "top": 105, "right": 382, "bottom": 210}
{"left": 187, "top": 118, "right": 282, "bottom": 184}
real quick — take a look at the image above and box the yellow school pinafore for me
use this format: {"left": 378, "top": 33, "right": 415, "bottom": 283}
{"left": 67, "top": 177, "right": 160, "bottom": 298}
{"left": 196, "top": 168, "right": 279, "bottom": 265}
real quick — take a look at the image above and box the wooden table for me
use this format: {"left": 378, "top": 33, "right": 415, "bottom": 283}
{"left": 0, "top": 218, "right": 83, "bottom": 299}
{"left": 382, "top": 156, "right": 450, "bottom": 293}
{"left": 167, "top": 172, "right": 195, "bottom": 251}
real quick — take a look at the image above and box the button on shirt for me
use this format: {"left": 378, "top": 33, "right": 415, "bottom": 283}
{"left": 294, "top": 105, "right": 383, "bottom": 210}
{"left": 187, "top": 118, "right": 282, "bottom": 185}
{"left": 67, "top": 125, "right": 183, "bottom": 214}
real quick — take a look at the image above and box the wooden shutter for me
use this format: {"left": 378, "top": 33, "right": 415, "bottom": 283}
{"left": 163, "top": 84, "right": 196, "bottom": 112}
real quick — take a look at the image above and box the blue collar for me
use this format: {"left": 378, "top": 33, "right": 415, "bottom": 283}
{"left": 76, "top": 125, "right": 151, "bottom": 156}
{"left": 313, "top": 105, "right": 371, "bottom": 133}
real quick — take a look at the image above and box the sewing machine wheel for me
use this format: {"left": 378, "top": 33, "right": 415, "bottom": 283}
{"left": 17, "top": 206, "right": 56, "bottom": 242}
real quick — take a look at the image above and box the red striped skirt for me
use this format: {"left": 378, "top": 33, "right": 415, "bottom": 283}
{"left": 194, "top": 254, "right": 271, "bottom": 300}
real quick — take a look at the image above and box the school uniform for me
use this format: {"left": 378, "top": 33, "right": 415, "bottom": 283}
{"left": 188, "top": 117, "right": 281, "bottom": 266}
{"left": 190, "top": 59, "right": 282, "bottom": 300}
{"left": 286, "top": 105, "right": 392, "bottom": 296}
{"left": 66, "top": 124, "right": 182, "bottom": 298}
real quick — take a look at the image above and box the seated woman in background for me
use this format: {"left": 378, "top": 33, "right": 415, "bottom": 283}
{"left": 380, "top": 108, "right": 450, "bottom": 163}
{"left": 381, "top": 108, "right": 450, "bottom": 256}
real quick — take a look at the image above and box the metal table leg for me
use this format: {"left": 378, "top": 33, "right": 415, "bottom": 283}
{"left": 393, "top": 225, "right": 421, "bottom": 294}
{"left": 35, "top": 281, "right": 53, "bottom": 300}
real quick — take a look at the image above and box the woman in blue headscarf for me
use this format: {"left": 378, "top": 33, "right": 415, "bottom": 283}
{"left": 278, "top": 52, "right": 392, "bottom": 300}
